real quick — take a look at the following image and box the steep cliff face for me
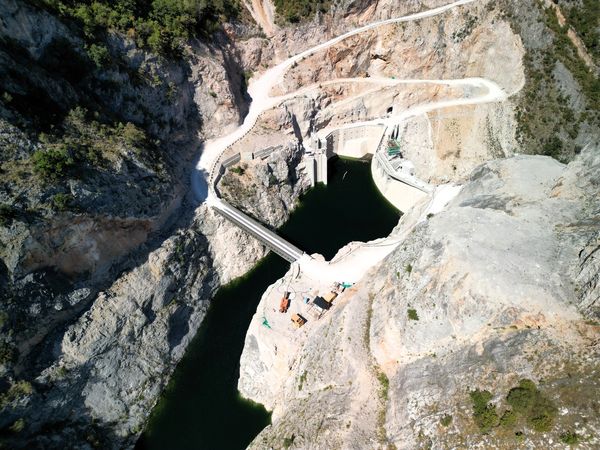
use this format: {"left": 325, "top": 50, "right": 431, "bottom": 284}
{"left": 0, "top": 0, "right": 251, "bottom": 282}
{"left": 0, "top": 1, "right": 259, "bottom": 446}
{"left": 0, "top": 206, "right": 267, "bottom": 449}
{"left": 239, "top": 146, "right": 600, "bottom": 449}
{"left": 218, "top": 141, "right": 311, "bottom": 228}
{"left": 1, "top": 0, "right": 599, "bottom": 447}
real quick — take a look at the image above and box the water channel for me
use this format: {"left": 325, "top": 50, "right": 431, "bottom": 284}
{"left": 136, "top": 157, "right": 399, "bottom": 450}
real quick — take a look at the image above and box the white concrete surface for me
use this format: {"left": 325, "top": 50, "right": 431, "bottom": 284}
{"left": 371, "top": 158, "right": 430, "bottom": 212}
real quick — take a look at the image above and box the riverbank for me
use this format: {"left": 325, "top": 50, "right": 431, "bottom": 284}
{"left": 138, "top": 157, "right": 400, "bottom": 449}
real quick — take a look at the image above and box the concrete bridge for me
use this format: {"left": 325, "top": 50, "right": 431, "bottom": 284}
{"left": 210, "top": 197, "right": 304, "bottom": 263}
{"left": 208, "top": 120, "right": 430, "bottom": 261}
{"left": 207, "top": 146, "right": 306, "bottom": 263}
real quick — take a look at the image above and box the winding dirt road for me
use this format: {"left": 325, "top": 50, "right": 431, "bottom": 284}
{"left": 192, "top": 0, "right": 494, "bottom": 202}
{"left": 193, "top": 0, "right": 509, "bottom": 282}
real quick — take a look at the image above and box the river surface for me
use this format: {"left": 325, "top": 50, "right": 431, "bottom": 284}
{"left": 136, "top": 157, "right": 399, "bottom": 450}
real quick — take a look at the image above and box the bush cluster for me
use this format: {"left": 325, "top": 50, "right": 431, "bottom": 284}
{"left": 440, "top": 414, "right": 453, "bottom": 427}
{"left": 470, "top": 379, "right": 558, "bottom": 436}
{"left": 40, "top": 0, "right": 240, "bottom": 55}
{"left": 407, "top": 308, "right": 419, "bottom": 321}
{"left": 32, "top": 145, "right": 75, "bottom": 180}
{"left": 509, "top": 0, "right": 599, "bottom": 163}
{"left": 273, "top": 0, "right": 331, "bottom": 23}
{"left": 506, "top": 379, "right": 557, "bottom": 432}
{"left": 30, "top": 107, "right": 153, "bottom": 190}
{"left": 560, "top": 430, "right": 580, "bottom": 445}
{"left": 470, "top": 389, "right": 499, "bottom": 433}
{"left": 51, "top": 193, "right": 73, "bottom": 211}
{"left": 0, "top": 380, "right": 33, "bottom": 410}
{"left": 566, "top": 0, "right": 600, "bottom": 61}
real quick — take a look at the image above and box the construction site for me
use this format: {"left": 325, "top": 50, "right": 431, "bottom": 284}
{"left": 261, "top": 270, "right": 354, "bottom": 334}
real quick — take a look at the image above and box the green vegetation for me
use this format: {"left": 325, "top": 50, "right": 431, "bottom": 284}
{"left": 32, "top": 145, "right": 75, "bottom": 180}
{"left": 377, "top": 370, "right": 390, "bottom": 402}
{"left": 55, "top": 366, "right": 68, "bottom": 379}
{"left": 51, "top": 193, "right": 73, "bottom": 211}
{"left": 405, "top": 264, "right": 412, "bottom": 274}
{"left": 565, "top": 0, "right": 600, "bottom": 61}
{"left": 560, "top": 430, "right": 580, "bottom": 445}
{"left": 363, "top": 293, "right": 375, "bottom": 349}
{"left": 39, "top": 0, "right": 241, "bottom": 55}
{"left": 540, "top": 3, "right": 600, "bottom": 112}
{"left": 122, "top": 122, "right": 147, "bottom": 147}
{"left": 506, "top": 379, "right": 557, "bottom": 432}
{"left": 440, "top": 414, "right": 453, "bottom": 427}
{"left": 243, "top": 71, "right": 253, "bottom": 86}
{"left": 375, "top": 368, "right": 390, "bottom": 444}
{"left": 510, "top": 0, "right": 600, "bottom": 162}
{"left": 298, "top": 370, "right": 307, "bottom": 391}
{"left": 230, "top": 166, "right": 245, "bottom": 175}
{"left": 273, "top": 0, "right": 331, "bottom": 23}
{"left": 469, "top": 389, "right": 499, "bottom": 433}
{"left": 0, "top": 341, "right": 15, "bottom": 366}
{"left": 0, "top": 380, "right": 33, "bottom": 410}
{"left": 86, "top": 42, "right": 110, "bottom": 68}
{"left": 515, "top": 431, "right": 525, "bottom": 442}
{"left": 9, "top": 418, "right": 25, "bottom": 433}
{"left": 470, "top": 379, "right": 558, "bottom": 436}
{"left": 451, "top": 13, "right": 478, "bottom": 42}
{"left": 499, "top": 409, "right": 517, "bottom": 428}
{"left": 30, "top": 107, "right": 156, "bottom": 188}
{"left": 407, "top": 308, "right": 419, "bottom": 321}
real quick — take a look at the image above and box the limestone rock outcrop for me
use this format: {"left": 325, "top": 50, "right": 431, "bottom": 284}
{"left": 239, "top": 146, "right": 600, "bottom": 449}
{"left": 218, "top": 141, "right": 312, "bottom": 228}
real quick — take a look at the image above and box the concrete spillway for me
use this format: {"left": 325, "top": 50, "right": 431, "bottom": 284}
{"left": 212, "top": 199, "right": 304, "bottom": 263}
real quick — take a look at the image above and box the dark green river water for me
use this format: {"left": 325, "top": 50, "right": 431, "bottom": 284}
{"left": 136, "top": 157, "right": 399, "bottom": 450}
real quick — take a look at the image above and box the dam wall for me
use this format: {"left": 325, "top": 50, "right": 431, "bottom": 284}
{"left": 371, "top": 154, "right": 429, "bottom": 212}
{"left": 325, "top": 124, "right": 386, "bottom": 159}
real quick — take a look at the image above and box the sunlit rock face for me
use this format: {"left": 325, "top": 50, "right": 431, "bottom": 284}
{"left": 240, "top": 147, "right": 600, "bottom": 449}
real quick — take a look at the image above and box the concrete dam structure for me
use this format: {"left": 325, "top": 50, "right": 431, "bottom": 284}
{"left": 306, "top": 124, "right": 431, "bottom": 212}
{"left": 325, "top": 124, "right": 386, "bottom": 159}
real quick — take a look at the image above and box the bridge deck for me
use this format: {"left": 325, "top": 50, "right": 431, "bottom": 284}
{"left": 212, "top": 200, "right": 304, "bottom": 263}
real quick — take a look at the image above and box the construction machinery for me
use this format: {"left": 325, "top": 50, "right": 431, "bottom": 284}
{"left": 279, "top": 291, "right": 291, "bottom": 313}
{"left": 291, "top": 313, "right": 307, "bottom": 328}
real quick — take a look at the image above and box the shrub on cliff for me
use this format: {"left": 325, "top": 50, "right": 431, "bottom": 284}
{"left": 274, "top": 0, "right": 331, "bottom": 23}
{"left": 86, "top": 43, "right": 110, "bottom": 68}
{"left": 51, "top": 193, "right": 73, "bottom": 211}
{"left": 470, "top": 389, "right": 499, "bottom": 433}
{"left": 40, "top": 0, "right": 240, "bottom": 55}
{"left": 122, "top": 122, "right": 147, "bottom": 147}
{"left": 32, "top": 145, "right": 75, "bottom": 181}
{"left": 506, "top": 379, "right": 557, "bottom": 432}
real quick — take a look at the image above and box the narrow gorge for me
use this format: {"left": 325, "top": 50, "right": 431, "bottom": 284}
{"left": 0, "top": 0, "right": 598, "bottom": 449}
